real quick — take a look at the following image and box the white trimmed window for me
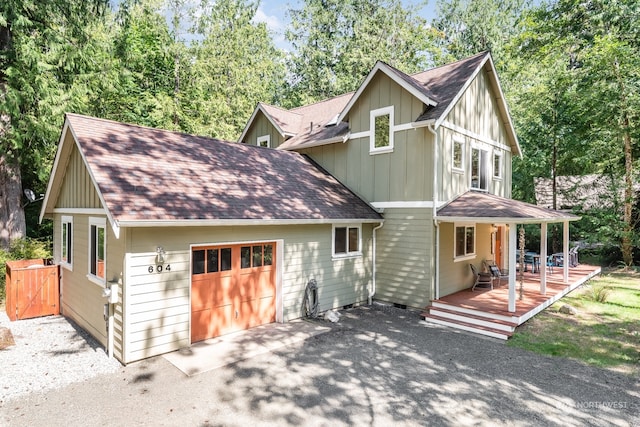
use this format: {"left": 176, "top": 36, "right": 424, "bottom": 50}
{"left": 257, "top": 135, "right": 270, "bottom": 148}
{"left": 453, "top": 138, "right": 464, "bottom": 172}
{"left": 493, "top": 151, "right": 503, "bottom": 179}
{"left": 471, "top": 147, "right": 489, "bottom": 191}
{"left": 61, "top": 216, "right": 73, "bottom": 269}
{"left": 454, "top": 224, "right": 476, "bottom": 259}
{"left": 332, "top": 225, "right": 362, "bottom": 258}
{"left": 88, "top": 217, "right": 106, "bottom": 285}
{"left": 370, "top": 106, "right": 394, "bottom": 154}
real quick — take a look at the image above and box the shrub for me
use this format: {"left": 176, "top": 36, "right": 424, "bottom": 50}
{"left": 588, "top": 284, "right": 612, "bottom": 303}
{"left": 0, "top": 238, "right": 52, "bottom": 306}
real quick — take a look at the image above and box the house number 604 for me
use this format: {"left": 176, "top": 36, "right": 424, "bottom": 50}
{"left": 148, "top": 265, "right": 171, "bottom": 273}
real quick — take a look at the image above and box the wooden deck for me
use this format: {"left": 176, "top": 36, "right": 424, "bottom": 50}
{"left": 421, "top": 264, "right": 602, "bottom": 339}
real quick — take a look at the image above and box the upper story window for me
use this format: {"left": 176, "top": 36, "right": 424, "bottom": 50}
{"left": 493, "top": 151, "right": 503, "bottom": 179}
{"left": 61, "top": 216, "right": 73, "bottom": 269}
{"left": 471, "top": 147, "right": 489, "bottom": 191}
{"left": 333, "top": 225, "right": 362, "bottom": 259}
{"left": 370, "top": 106, "right": 394, "bottom": 154}
{"left": 455, "top": 224, "right": 476, "bottom": 260}
{"left": 257, "top": 135, "right": 270, "bottom": 148}
{"left": 453, "top": 139, "right": 464, "bottom": 172}
{"left": 88, "top": 217, "right": 106, "bottom": 285}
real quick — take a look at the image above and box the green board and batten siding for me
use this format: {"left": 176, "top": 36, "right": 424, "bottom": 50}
{"left": 439, "top": 68, "right": 514, "bottom": 202}
{"left": 56, "top": 140, "right": 102, "bottom": 209}
{"left": 242, "top": 111, "right": 285, "bottom": 149}
{"left": 52, "top": 142, "right": 126, "bottom": 360}
{"left": 302, "top": 72, "right": 434, "bottom": 203}
{"left": 375, "top": 209, "right": 434, "bottom": 308}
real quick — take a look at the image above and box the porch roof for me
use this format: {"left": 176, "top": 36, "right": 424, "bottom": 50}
{"left": 436, "top": 192, "right": 580, "bottom": 224}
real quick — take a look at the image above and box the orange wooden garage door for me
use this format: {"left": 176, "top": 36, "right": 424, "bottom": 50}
{"left": 191, "top": 243, "right": 276, "bottom": 342}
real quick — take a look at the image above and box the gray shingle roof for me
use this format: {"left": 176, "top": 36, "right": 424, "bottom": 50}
{"left": 411, "top": 52, "right": 488, "bottom": 122}
{"left": 65, "top": 114, "right": 382, "bottom": 223}
{"left": 251, "top": 52, "right": 506, "bottom": 152}
{"left": 437, "top": 191, "right": 579, "bottom": 223}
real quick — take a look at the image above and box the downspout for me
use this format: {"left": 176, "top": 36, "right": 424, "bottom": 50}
{"left": 427, "top": 124, "right": 440, "bottom": 300}
{"left": 369, "top": 221, "right": 385, "bottom": 304}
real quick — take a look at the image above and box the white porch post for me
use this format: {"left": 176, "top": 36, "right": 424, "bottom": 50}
{"left": 563, "top": 220, "right": 570, "bottom": 283}
{"left": 508, "top": 223, "right": 517, "bottom": 312}
{"left": 540, "top": 223, "right": 547, "bottom": 295}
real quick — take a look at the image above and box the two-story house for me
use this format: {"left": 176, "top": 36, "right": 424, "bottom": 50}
{"left": 239, "top": 52, "right": 578, "bottom": 316}
{"left": 40, "top": 52, "right": 580, "bottom": 364}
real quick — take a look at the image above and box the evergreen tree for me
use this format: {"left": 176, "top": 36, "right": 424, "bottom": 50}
{"left": 0, "top": 0, "right": 108, "bottom": 247}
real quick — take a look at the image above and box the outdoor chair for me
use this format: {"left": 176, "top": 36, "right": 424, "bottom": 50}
{"left": 569, "top": 246, "right": 579, "bottom": 267}
{"left": 470, "top": 263, "right": 493, "bottom": 291}
{"left": 545, "top": 255, "right": 555, "bottom": 273}
{"left": 524, "top": 252, "right": 539, "bottom": 273}
{"left": 483, "top": 260, "right": 509, "bottom": 287}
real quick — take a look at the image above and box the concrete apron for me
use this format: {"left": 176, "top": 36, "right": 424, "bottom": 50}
{"left": 163, "top": 319, "right": 331, "bottom": 376}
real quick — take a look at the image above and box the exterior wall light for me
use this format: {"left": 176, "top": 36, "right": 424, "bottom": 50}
{"left": 156, "top": 246, "right": 165, "bottom": 264}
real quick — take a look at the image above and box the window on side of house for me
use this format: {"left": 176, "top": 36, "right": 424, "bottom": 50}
{"left": 257, "top": 135, "right": 270, "bottom": 148}
{"left": 471, "top": 147, "right": 489, "bottom": 191}
{"left": 370, "top": 106, "right": 394, "bottom": 154}
{"left": 453, "top": 138, "right": 464, "bottom": 172}
{"left": 89, "top": 217, "right": 106, "bottom": 284}
{"left": 61, "top": 216, "right": 73, "bottom": 269}
{"left": 493, "top": 151, "right": 503, "bottom": 179}
{"left": 333, "top": 225, "right": 361, "bottom": 258}
{"left": 454, "top": 224, "right": 476, "bottom": 259}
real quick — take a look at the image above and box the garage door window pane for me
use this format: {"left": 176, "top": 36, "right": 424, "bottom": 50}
{"left": 207, "top": 249, "right": 219, "bottom": 273}
{"left": 241, "top": 246, "right": 251, "bottom": 269}
{"left": 253, "top": 245, "right": 263, "bottom": 267}
{"left": 220, "top": 248, "right": 232, "bottom": 271}
{"left": 264, "top": 244, "right": 273, "bottom": 266}
{"left": 193, "top": 250, "right": 205, "bottom": 274}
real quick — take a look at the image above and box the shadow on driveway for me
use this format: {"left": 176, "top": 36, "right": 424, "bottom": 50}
{"left": 2, "top": 304, "right": 638, "bottom": 427}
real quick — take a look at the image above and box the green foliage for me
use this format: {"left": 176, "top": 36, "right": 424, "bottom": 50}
{"left": 0, "top": 238, "right": 52, "bottom": 305}
{"left": 284, "top": 0, "right": 435, "bottom": 105}
{"left": 588, "top": 284, "right": 611, "bottom": 303}
{"left": 189, "top": 0, "right": 285, "bottom": 140}
{"left": 433, "top": 0, "right": 530, "bottom": 67}
{"left": 509, "top": 270, "right": 640, "bottom": 373}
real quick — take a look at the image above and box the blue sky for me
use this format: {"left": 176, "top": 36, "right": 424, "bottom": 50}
{"left": 254, "top": 0, "right": 438, "bottom": 50}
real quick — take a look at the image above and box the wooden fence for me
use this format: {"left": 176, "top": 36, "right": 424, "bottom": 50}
{"left": 5, "top": 259, "right": 59, "bottom": 321}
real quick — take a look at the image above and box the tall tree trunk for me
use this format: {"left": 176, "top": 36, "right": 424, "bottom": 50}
{"left": 1, "top": 13, "right": 26, "bottom": 249}
{"left": 0, "top": 153, "right": 26, "bottom": 249}
{"left": 615, "top": 59, "right": 635, "bottom": 266}
{"left": 621, "top": 122, "right": 634, "bottom": 266}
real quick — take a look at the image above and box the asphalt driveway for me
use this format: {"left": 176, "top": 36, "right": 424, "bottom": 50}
{"left": 1, "top": 304, "right": 638, "bottom": 426}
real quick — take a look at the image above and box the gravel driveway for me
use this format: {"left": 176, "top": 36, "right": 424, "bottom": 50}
{"left": 1, "top": 304, "right": 638, "bottom": 426}
{"left": 0, "top": 312, "right": 121, "bottom": 402}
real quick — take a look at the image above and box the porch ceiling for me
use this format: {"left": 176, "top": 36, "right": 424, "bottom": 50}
{"left": 437, "top": 192, "right": 580, "bottom": 224}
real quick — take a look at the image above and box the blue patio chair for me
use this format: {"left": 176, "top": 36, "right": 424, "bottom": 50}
{"left": 545, "top": 255, "right": 555, "bottom": 273}
{"left": 523, "top": 252, "right": 539, "bottom": 273}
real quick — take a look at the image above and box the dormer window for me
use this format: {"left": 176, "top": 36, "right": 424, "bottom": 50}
{"left": 257, "top": 135, "right": 270, "bottom": 148}
{"left": 370, "top": 106, "right": 394, "bottom": 154}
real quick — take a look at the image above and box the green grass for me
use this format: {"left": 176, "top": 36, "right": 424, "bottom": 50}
{"left": 508, "top": 268, "right": 640, "bottom": 375}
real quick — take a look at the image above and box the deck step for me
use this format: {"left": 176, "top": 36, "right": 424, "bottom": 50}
{"left": 421, "top": 313, "right": 513, "bottom": 340}
{"left": 425, "top": 307, "right": 517, "bottom": 332}
{"left": 429, "top": 299, "right": 516, "bottom": 323}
